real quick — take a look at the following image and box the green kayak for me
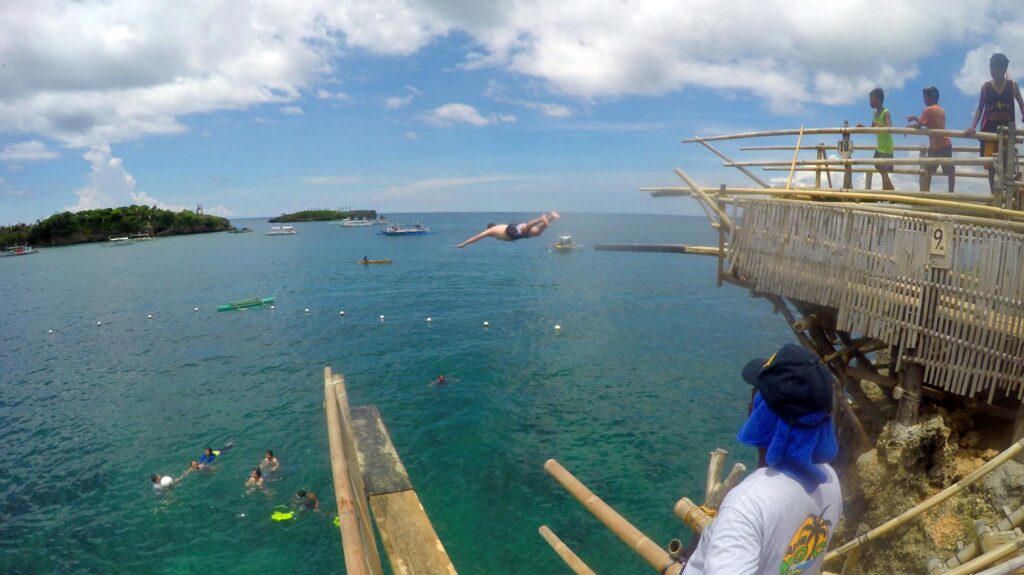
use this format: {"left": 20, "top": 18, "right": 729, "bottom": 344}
{"left": 217, "top": 297, "right": 274, "bottom": 312}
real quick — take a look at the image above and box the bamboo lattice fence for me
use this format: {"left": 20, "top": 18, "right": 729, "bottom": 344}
{"left": 729, "top": 200, "right": 1024, "bottom": 401}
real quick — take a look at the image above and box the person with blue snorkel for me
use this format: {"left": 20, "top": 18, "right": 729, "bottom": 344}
{"left": 682, "top": 343, "right": 843, "bottom": 575}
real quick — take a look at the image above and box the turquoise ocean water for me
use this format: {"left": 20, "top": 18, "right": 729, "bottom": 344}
{"left": 0, "top": 213, "right": 790, "bottom": 574}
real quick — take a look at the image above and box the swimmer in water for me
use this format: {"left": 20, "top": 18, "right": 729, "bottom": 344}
{"left": 260, "top": 450, "right": 280, "bottom": 472}
{"left": 456, "top": 211, "right": 560, "bottom": 248}
{"left": 428, "top": 374, "right": 447, "bottom": 387}
{"left": 246, "top": 467, "right": 264, "bottom": 489}
{"left": 296, "top": 489, "right": 319, "bottom": 511}
{"left": 198, "top": 447, "right": 216, "bottom": 469}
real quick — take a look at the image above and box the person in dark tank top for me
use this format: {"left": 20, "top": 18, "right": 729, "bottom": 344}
{"left": 966, "top": 53, "right": 1024, "bottom": 191}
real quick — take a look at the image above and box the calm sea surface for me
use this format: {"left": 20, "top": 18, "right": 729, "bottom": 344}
{"left": 0, "top": 213, "right": 790, "bottom": 574}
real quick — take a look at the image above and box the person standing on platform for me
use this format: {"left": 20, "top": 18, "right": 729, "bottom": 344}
{"left": 682, "top": 343, "right": 843, "bottom": 575}
{"left": 906, "top": 86, "right": 955, "bottom": 193}
{"left": 858, "top": 88, "right": 895, "bottom": 190}
{"left": 965, "top": 53, "right": 1024, "bottom": 191}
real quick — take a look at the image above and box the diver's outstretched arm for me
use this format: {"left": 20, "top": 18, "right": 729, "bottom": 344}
{"left": 456, "top": 229, "right": 491, "bottom": 248}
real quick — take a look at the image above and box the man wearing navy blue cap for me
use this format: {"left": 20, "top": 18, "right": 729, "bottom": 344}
{"left": 682, "top": 343, "right": 843, "bottom": 575}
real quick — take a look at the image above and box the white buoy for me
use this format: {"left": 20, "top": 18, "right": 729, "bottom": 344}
{"left": 339, "top": 311, "right": 345, "bottom": 316}
{"left": 97, "top": 321, "right": 102, "bottom": 326}
{"left": 160, "top": 476, "right": 174, "bottom": 488}
{"left": 47, "top": 329, "right": 53, "bottom": 334}
{"left": 379, "top": 314, "right": 385, "bottom": 321}
{"left": 194, "top": 307, "right": 199, "bottom": 312}
{"left": 426, "top": 317, "right": 432, "bottom": 322}
{"left": 270, "top": 305, "right": 275, "bottom": 310}
{"left": 304, "top": 308, "right": 310, "bottom": 314}
{"left": 483, "top": 321, "right": 490, "bottom": 327}
{"left": 555, "top": 324, "right": 561, "bottom": 330}
{"left": 147, "top": 314, "right": 153, "bottom": 320}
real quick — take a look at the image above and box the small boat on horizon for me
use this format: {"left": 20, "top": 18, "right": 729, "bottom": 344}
{"left": 228, "top": 227, "right": 253, "bottom": 233}
{"left": 266, "top": 226, "right": 297, "bottom": 235}
{"left": 216, "top": 297, "right": 275, "bottom": 312}
{"left": 107, "top": 236, "right": 134, "bottom": 246}
{"left": 357, "top": 258, "right": 392, "bottom": 265}
{"left": 552, "top": 235, "right": 582, "bottom": 251}
{"left": 379, "top": 222, "right": 430, "bottom": 236}
{"left": 1, "top": 243, "right": 38, "bottom": 257}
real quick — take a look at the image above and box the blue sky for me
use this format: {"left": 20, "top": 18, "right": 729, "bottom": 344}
{"left": 0, "top": 1, "right": 1019, "bottom": 225}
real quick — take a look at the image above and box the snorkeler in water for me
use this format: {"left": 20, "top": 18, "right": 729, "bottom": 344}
{"left": 196, "top": 442, "right": 234, "bottom": 469}
{"left": 296, "top": 489, "right": 319, "bottom": 511}
{"left": 456, "top": 211, "right": 560, "bottom": 248}
{"left": 428, "top": 374, "right": 447, "bottom": 387}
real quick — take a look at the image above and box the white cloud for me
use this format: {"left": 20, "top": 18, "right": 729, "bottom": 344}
{"left": 281, "top": 106, "right": 304, "bottom": 115}
{"left": 484, "top": 80, "right": 573, "bottom": 117}
{"left": 384, "top": 95, "right": 414, "bottom": 110}
{"left": 1, "top": 0, "right": 1018, "bottom": 151}
{"left": 316, "top": 89, "right": 352, "bottom": 102}
{"left": 423, "top": 103, "right": 516, "bottom": 127}
{"left": 68, "top": 145, "right": 190, "bottom": 213}
{"left": 0, "top": 140, "right": 60, "bottom": 161}
{"left": 405, "top": 85, "right": 423, "bottom": 96}
{"left": 252, "top": 117, "right": 279, "bottom": 125}
{"left": 405, "top": 131, "right": 417, "bottom": 140}
{"left": 303, "top": 175, "right": 366, "bottom": 186}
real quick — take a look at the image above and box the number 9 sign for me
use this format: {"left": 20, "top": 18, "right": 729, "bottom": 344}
{"left": 929, "top": 221, "right": 952, "bottom": 267}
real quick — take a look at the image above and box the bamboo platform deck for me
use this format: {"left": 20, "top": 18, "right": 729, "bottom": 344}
{"left": 324, "top": 367, "right": 457, "bottom": 575}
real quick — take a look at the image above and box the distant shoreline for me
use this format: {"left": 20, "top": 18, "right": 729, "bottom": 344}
{"left": 268, "top": 209, "right": 377, "bottom": 223}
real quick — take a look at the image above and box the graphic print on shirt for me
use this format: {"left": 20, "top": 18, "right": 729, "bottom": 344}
{"left": 779, "top": 506, "right": 831, "bottom": 575}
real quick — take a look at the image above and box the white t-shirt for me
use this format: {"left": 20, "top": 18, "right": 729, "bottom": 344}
{"left": 682, "top": 465, "right": 842, "bottom": 575}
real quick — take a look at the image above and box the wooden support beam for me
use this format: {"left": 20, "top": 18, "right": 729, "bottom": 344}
{"left": 539, "top": 526, "right": 597, "bottom": 575}
{"left": 369, "top": 490, "right": 458, "bottom": 575}
{"left": 593, "top": 244, "right": 721, "bottom": 256}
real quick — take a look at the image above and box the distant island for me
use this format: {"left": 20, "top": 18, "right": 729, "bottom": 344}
{"left": 0, "top": 205, "right": 232, "bottom": 247}
{"left": 269, "top": 209, "right": 378, "bottom": 223}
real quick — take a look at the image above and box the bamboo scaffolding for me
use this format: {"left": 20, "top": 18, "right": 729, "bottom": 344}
{"left": 942, "top": 534, "right": 1024, "bottom": 575}
{"left": 324, "top": 367, "right": 380, "bottom": 575}
{"left": 649, "top": 187, "right": 1024, "bottom": 223}
{"left": 539, "top": 526, "right": 597, "bottom": 575}
{"left": 824, "top": 437, "right": 1024, "bottom": 561}
{"left": 673, "top": 168, "right": 734, "bottom": 233}
{"left": 762, "top": 166, "right": 992, "bottom": 181}
{"left": 641, "top": 186, "right": 995, "bottom": 205}
{"left": 544, "top": 459, "right": 683, "bottom": 575}
{"left": 725, "top": 157, "right": 993, "bottom": 168}
{"left": 694, "top": 138, "right": 770, "bottom": 188}
{"left": 786, "top": 125, "right": 805, "bottom": 190}
{"left": 741, "top": 145, "right": 978, "bottom": 153}
{"left": 683, "top": 126, "right": 1005, "bottom": 144}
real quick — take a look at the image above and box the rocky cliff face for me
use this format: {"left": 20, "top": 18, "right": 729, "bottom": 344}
{"left": 832, "top": 404, "right": 1024, "bottom": 575}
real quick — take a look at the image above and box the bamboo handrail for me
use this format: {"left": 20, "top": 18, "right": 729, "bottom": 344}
{"left": 694, "top": 138, "right": 770, "bottom": 188}
{"left": 544, "top": 459, "right": 683, "bottom": 575}
{"left": 823, "top": 437, "right": 1024, "bottom": 562}
{"left": 649, "top": 186, "right": 1024, "bottom": 222}
{"left": 640, "top": 186, "right": 994, "bottom": 204}
{"left": 683, "top": 126, "right": 1005, "bottom": 143}
{"left": 725, "top": 157, "right": 994, "bottom": 168}
{"left": 761, "top": 166, "right": 992, "bottom": 181}
{"left": 539, "top": 525, "right": 597, "bottom": 575}
{"left": 324, "top": 367, "right": 375, "bottom": 575}
{"left": 740, "top": 145, "right": 978, "bottom": 153}
{"left": 976, "top": 553, "right": 1024, "bottom": 575}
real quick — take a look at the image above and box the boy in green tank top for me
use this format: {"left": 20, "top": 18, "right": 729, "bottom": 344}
{"left": 858, "top": 88, "right": 895, "bottom": 190}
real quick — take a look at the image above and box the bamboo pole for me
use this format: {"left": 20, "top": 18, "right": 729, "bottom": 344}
{"left": 695, "top": 138, "right": 770, "bottom": 188}
{"left": 740, "top": 144, "right": 977, "bottom": 153}
{"left": 975, "top": 553, "right": 1024, "bottom": 575}
{"left": 762, "top": 166, "right": 992, "bottom": 181}
{"left": 544, "top": 459, "right": 683, "bottom": 575}
{"left": 786, "top": 125, "right": 805, "bottom": 190}
{"left": 539, "top": 526, "right": 598, "bottom": 575}
{"left": 324, "top": 367, "right": 374, "bottom": 575}
{"left": 648, "top": 186, "right": 1024, "bottom": 223}
{"left": 641, "top": 186, "right": 995, "bottom": 205}
{"left": 683, "top": 126, "right": 1004, "bottom": 143}
{"left": 942, "top": 534, "right": 1024, "bottom": 575}
{"left": 724, "top": 157, "right": 993, "bottom": 168}
{"left": 673, "top": 168, "right": 734, "bottom": 233}
{"left": 824, "top": 436, "right": 1024, "bottom": 561}
{"left": 673, "top": 497, "right": 715, "bottom": 534}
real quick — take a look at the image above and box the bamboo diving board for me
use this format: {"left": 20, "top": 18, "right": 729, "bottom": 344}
{"left": 324, "top": 367, "right": 457, "bottom": 575}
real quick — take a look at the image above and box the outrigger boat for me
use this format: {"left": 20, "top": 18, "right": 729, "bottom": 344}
{"left": 107, "top": 236, "right": 133, "bottom": 246}
{"left": 228, "top": 227, "right": 252, "bottom": 233}
{"left": 216, "top": 297, "right": 274, "bottom": 312}
{"left": 340, "top": 218, "right": 375, "bottom": 227}
{"left": 357, "top": 258, "right": 392, "bottom": 265}
{"left": 379, "top": 222, "right": 430, "bottom": 236}
{"left": 551, "top": 235, "right": 582, "bottom": 251}
{"left": 266, "top": 226, "right": 296, "bottom": 235}
{"left": 1, "top": 244, "right": 38, "bottom": 257}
